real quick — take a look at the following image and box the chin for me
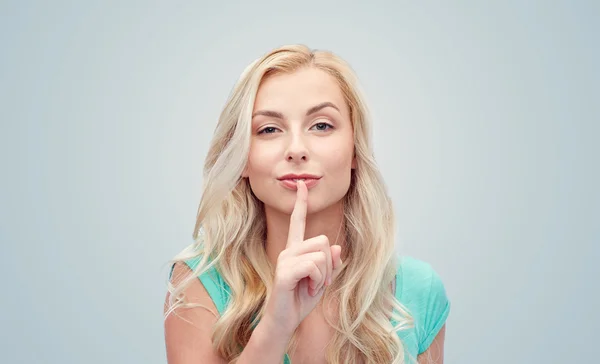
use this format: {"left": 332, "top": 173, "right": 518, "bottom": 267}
{"left": 259, "top": 197, "right": 320, "bottom": 216}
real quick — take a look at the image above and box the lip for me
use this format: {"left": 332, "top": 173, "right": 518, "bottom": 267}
{"left": 278, "top": 173, "right": 321, "bottom": 180}
{"left": 277, "top": 174, "right": 322, "bottom": 190}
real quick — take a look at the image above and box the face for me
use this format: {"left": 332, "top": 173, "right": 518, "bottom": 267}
{"left": 242, "top": 66, "right": 356, "bottom": 215}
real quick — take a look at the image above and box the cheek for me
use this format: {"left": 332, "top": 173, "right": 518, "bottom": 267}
{"left": 319, "top": 140, "right": 354, "bottom": 170}
{"left": 247, "top": 143, "right": 278, "bottom": 176}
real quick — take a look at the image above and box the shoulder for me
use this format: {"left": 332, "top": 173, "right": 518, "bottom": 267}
{"left": 164, "top": 262, "right": 227, "bottom": 363}
{"left": 168, "top": 254, "right": 231, "bottom": 316}
{"left": 396, "top": 256, "right": 446, "bottom": 295}
{"left": 395, "top": 256, "right": 451, "bottom": 354}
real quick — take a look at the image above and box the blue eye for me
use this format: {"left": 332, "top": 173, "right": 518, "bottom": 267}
{"left": 257, "top": 123, "right": 333, "bottom": 134}
{"left": 311, "top": 122, "right": 334, "bottom": 131}
{"left": 258, "top": 126, "right": 279, "bottom": 134}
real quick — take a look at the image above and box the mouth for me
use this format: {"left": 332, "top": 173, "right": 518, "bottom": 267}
{"left": 280, "top": 178, "right": 317, "bottom": 182}
{"left": 278, "top": 174, "right": 321, "bottom": 180}
{"left": 277, "top": 174, "right": 322, "bottom": 190}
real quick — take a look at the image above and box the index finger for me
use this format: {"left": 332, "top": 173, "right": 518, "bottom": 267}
{"left": 286, "top": 180, "right": 308, "bottom": 247}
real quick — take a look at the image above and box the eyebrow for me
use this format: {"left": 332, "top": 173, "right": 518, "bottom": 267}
{"left": 252, "top": 101, "right": 340, "bottom": 119}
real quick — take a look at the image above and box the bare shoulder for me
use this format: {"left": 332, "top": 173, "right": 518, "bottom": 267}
{"left": 164, "top": 261, "right": 226, "bottom": 364}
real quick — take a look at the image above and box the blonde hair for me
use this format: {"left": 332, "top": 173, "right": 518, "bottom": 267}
{"left": 165, "top": 44, "right": 416, "bottom": 363}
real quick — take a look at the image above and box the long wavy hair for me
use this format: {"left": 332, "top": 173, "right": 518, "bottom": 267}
{"left": 165, "top": 44, "right": 415, "bottom": 363}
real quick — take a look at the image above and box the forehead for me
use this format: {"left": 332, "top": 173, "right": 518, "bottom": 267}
{"left": 253, "top": 67, "right": 348, "bottom": 115}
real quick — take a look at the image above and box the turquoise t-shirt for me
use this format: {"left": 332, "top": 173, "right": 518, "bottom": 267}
{"left": 172, "top": 255, "right": 450, "bottom": 363}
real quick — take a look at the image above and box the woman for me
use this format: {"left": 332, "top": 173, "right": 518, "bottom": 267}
{"left": 164, "top": 44, "right": 450, "bottom": 364}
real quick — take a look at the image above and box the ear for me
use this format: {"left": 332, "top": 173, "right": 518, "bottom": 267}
{"left": 241, "top": 164, "right": 249, "bottom": 178}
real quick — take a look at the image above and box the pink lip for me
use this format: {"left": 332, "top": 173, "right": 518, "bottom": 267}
{"left": 278, "top": 173, "right": 321, "bottom": 180}
{"left": 279, "top": 178, "right": 320, "bottom": 190}
{"left": 277, "top": 174, "right": 322, "bottom": 191}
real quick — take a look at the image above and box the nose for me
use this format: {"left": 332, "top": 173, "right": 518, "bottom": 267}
{"left": 285, "top": 133, "right": 309, "bottom": 162}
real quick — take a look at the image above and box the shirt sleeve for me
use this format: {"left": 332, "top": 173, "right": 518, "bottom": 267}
{"left": 168, "top": 254, "right": 231, "bottom": 316}
{"left": 398, "top": 256, "right": 451, "bottom": 354}
{"left": 184, "top": 256, "right": 231, "bottom": 315}
{"left": 418, "top": 264, "right": 451, "bottom": 353}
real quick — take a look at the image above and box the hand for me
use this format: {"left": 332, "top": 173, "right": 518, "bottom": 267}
{"left": 262, "top": 180, "right": 344, "bottom": 338}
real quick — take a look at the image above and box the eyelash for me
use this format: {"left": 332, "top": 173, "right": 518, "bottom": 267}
{"left": 257, "top": 122, "right": 334, "bottom": 135}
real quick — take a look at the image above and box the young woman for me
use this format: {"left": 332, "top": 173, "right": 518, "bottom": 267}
{"left": 164, "top": 44, "right": 451, "bottom": 364}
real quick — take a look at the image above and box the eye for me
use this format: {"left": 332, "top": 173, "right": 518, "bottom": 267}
{"left": 311, "top": 122, "right": 334, "bottom": 131}
{"left": 257, "top": 126, "right": 280, "bottom": 134}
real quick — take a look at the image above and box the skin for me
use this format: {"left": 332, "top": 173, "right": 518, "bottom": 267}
{"left": 242, "top": 66, "right": 357, "bottom": 268}
{"left": 418, "top": 324, "right": 446, "bottom": 363}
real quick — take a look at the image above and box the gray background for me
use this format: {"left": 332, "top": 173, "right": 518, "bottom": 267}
{"left": 1, "top": 1, "right": 598, "bottom": 363}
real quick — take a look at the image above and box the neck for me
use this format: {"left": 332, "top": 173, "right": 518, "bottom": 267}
{"left": 264, "top": 201, "right": 346, "bottom": 267}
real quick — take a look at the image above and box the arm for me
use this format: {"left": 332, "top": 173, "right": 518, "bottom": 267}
{"left": 164, "top": 262, "right": 291, "bottom": 364}
{"left": 164, "top": 262, "right": 227, "bottom": 363}
{"left": 417, "top": 324, "right": 446, "bottom": 364}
